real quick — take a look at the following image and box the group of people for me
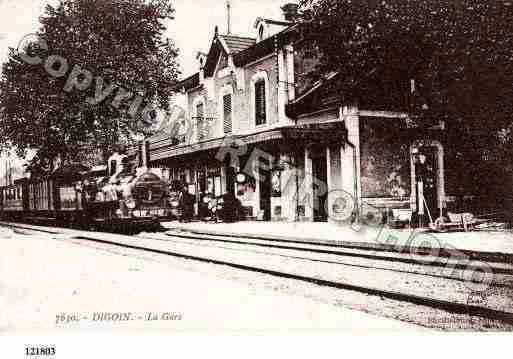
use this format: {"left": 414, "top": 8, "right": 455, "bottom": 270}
{"left": 175, "top": 185, "right": 240, "bottom": 223}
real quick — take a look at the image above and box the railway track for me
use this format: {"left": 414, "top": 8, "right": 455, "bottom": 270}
{"left": 2, "top": 221, "right": 513, "bottom": 328}
{"left": 153, "top": 230, "right": 513, "bottom": 279}
{"left": 158, "top": 227, "right": 513, "bottom": 264}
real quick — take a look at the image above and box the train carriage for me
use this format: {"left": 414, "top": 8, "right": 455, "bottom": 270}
{"left": 0, "top": 151, "right": 172, "bottom": 232}
{"left": 0, "top": 179, "right": 28, "bottom": 221}
{"left": 51, "top": 163, "right": 88, "bottom": 226}
{"left": 24, "top": 172, "right": 56, "bottom": 225}
{"left": 28, "top": 175, "right": 55, "bottom": 215}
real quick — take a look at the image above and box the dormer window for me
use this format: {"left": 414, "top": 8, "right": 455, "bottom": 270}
{"left": 258, "top": 25, "right": 264, "bottom": 42}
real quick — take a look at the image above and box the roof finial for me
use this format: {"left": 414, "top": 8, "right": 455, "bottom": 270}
{"left": 215, "top": 25, "right": 219, "bottom": 37}
{"left": 227, "top": 0, "right": 232, "bottom": 35}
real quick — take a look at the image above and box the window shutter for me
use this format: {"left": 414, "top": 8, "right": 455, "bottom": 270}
{"left": 223, "top": 94, "right": 232, "bottom": 134}
{"left": 255, "top": 80, "right": 266, "bottom": 126}
{"left": 196, "top": 103, "right": 205, "bottom": 141}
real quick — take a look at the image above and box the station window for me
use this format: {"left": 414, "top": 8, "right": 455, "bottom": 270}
{"left": 255, "top": 79, "right": 266, "bottom": 126}
{"left": 196, "top": 102, "right": 206, "bottom": 141}
{"left": 223, "top": 93, "right": 232, "bottom": 134}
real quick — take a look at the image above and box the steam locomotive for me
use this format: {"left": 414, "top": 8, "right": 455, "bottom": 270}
{"left": 0, "top": 153, "right": 170, "bottom": 233}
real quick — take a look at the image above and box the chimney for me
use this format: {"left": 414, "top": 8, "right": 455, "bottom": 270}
{"left": 281, "top": 3, "right": 299, "bottom": 22}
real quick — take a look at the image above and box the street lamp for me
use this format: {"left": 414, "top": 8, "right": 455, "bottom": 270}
{"left": 236, "top": 173, "right": 246, "bottom": 184}
{"left": 412, "top": 148, "right": 427, "bottom": 227}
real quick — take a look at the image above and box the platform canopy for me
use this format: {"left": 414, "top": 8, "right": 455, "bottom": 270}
{"left": 149, "top": 122, "right": 348, "bottom": 161}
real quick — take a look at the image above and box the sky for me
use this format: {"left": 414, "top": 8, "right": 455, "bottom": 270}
{"left": 0, "top": 0, "right": 286, "bottom": 181}
{"left": 0, "top": 0, "right": 286, "bottom": 77}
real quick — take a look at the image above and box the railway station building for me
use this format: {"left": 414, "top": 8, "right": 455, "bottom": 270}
{"left": 145, "top": 3, "right": 449, "bottom": 225}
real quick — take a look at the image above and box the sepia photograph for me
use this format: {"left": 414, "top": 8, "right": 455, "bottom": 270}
{"left": 0, "top": 0, "right": 513, "bottom": 356}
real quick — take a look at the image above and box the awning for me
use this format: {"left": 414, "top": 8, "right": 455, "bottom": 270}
{"left": 150, "top": 122, "right": 347, "bottom": 161}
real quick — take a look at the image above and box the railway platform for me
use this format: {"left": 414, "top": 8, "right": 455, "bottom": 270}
{"left": 161, "top": 220, "right": 513, "bottom": 259}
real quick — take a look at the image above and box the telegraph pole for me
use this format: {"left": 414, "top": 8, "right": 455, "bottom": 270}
{"left": 227, "top": 0, "right": 232, "bottom": 35}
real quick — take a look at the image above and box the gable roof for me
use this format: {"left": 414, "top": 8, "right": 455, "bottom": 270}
{"left": 204, "top": 34, "right": 256, "bottom": 76}
{"left": 219, "top": 35, "right": 256, "bottom": 54}
{"left": 234, "top": 25, "right": 297, "bottom": 67}
{"left": 203, "top": 37, "right": 225, "bottom": 77}
{"left": 255, "top": 18, "right": 292, "bottom": 27}
{"left": 176, "top": 24, "right": 296, "bottom": 91}
{"left": 175, "top": 72, "right": 200, "bottom": 92}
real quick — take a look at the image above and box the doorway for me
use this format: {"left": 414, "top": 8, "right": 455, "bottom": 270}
{"left": 418, "top": 146, "right": 438, "bottom": 220}
{"left": 225, "top": 157, "right": 236, "bottom": 195}
{"left": 258, "top": 157, "right": 272, "bottom": 221}
{"left": 311, "top": 149, "right": 328, "bottom": 222}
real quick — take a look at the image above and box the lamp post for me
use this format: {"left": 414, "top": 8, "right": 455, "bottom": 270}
{"left": 412, "top": 148, "right": 427, "bottom": 228}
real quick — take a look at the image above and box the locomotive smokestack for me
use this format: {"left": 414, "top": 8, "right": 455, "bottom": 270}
{"left": 138, "top": 139, "right": 150, "bottom": 169}
{"left": 142, "top": 140, "right": 150, "bottom": 168}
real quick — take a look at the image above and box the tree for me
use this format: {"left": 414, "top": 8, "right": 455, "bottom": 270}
{"left": 0, "top": 0, "right": 179, "bottom": 170}
{"left": 299, "top": 0, "right": 513, "bottom": 119}
{"left": 298, "top": 0, "right": 513, "bottom": 210}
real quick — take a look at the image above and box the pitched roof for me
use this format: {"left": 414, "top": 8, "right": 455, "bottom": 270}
{"left": 176, "top": 26, "right": 295, "bottom": 91}
{"left": 233, "top": 25, "right": 298, "bottom": 67}
{"left": 203, "top": 34, "right": 256, "bottom": 77}
{"left": 254, "top": 17, "right": 292, "bottom": 27}
{"left": 218, "top": 35, "right": 256, "bottom": 54}
{"left": 175, "top": 72, "right": 200, "bottom": 91}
